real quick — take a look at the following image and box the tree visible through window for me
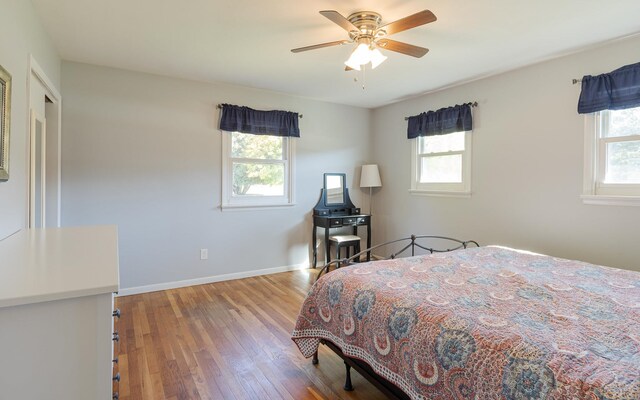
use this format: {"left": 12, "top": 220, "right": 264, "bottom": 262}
{"left": 231, "top": 132, "right": 285, "bottom": 196}
{"left": 222, "top": 131, "right": 294, "bottom": 208}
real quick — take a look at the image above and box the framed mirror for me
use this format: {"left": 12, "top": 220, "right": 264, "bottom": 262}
{"left": 324, "top": 173, "right": 345, "bottom": 205}
{"left": 0, "top": 64, "right": 11, "bottom": 181}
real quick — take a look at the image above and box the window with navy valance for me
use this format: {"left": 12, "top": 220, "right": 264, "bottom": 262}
{"left": 577, "top": 62, "right": 640, "bottom": 114}
{"left": 219, "top": 103, "right": 300, "bottom": 137}
{"left": 407, "top": 103, "right": 473, "bottom": 139}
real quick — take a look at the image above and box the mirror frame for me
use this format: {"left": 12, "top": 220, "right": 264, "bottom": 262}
{"left": 323, "top": 173, "right": 346, "bottom": 206}
{"left": 0, "top": 64, "right": 11, "bottom": 181}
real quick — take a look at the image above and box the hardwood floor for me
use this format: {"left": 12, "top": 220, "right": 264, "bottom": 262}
{"left": 115, "top": 269, "right": 388, "bottom": 400}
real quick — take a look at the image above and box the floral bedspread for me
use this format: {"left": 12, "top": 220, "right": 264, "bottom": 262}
{"left": 291, "top": 246, "right": 640, "bottom": 400}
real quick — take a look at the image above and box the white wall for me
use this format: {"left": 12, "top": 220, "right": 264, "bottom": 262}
{"left": 61, "top": 62, "right": 371, "bottom": 290}
{"left": 0, "top": 0, "right": 60, "bottom": 239}
{"left": 371, "top": 35, "right": 640, "bottom": 272}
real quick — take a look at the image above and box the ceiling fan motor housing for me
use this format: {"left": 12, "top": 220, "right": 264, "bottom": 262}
{"left": 347, "top": 11, "right": 384, "bottom": 42}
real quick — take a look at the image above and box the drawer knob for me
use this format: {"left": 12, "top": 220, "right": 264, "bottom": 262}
{"left": 113, "top": 393, "right": 119, "bottom": 400}
{"left": 113, "top": 373, "right": 120, "bottom": 382}
{"left": 113, "top": 357, "right": 119, "bottom": 364}
{"left": 112, "top": 309, "right": 121, "bottom": 318}
{"left": 112, "top": 332, "right": 120, "bottom": 342}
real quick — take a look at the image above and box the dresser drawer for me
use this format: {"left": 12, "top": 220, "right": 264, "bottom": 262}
{"left": 342, "top": 217, "right": 356, "bottom": 225}
{"left": 356, "top": 216, "right": 369, "bottom": 225}
{"left": 330, "top": 219, "right": 343, "bottom": 227}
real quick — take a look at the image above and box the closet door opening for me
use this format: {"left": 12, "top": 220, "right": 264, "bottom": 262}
{"left": 29, "top": 110, "right": 46, "bottom": 228}
{"left": 28, "top": 56, "right": 62, "bottom": 228}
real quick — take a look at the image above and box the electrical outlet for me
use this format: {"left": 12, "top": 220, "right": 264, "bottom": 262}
{"left": 200, "top": 249, "right": 208, "bottom": 260}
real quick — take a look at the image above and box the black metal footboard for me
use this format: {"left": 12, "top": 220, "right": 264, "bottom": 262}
{"left": 316, "top": 234, "right": 479, "bottom": 282}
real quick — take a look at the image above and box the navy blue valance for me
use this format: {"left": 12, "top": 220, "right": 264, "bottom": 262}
{"left": 407, "top": 103, "right": 473, "bottom": 139}
{"left": 219, "top": 104, "right": 300, "bottom": 137}
{"left": 578, "top": 62, "right": 640, "bottom": 114}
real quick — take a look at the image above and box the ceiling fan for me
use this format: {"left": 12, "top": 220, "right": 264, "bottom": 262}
{"left": 291, "top": 10, "right": 437, "bottom": 71}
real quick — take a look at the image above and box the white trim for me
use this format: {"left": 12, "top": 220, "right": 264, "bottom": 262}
{"left": 582, "top": 113, "right": 597, "bottom": 195}
{"left": 28, "top": 56, "right": 61, "bottom": 100}
{"left": 582, "top": 110, "right": 640, "bottom": 204}
{"left": 410, "top": 131, "right": 472, "bottom": 194}
{"left": 221, "top": 131, "right": 296, "bottom": 208}
{"left": 28, "top": 55, "right": 62, "bottom": 227}
{"left": 28, "top": 110, "right": 46, "bottom": 228}
{"left": 581, "top": 195, "right": 640, "bottom": 207}
{"left": 596, "top": 184, "right": 640, "bottom": 196}
{"left": 220, "top": 202, "right": 296, "bottom": 211}
{"left": 117, "top": 262, "right": 309, "bottom": 296}
{"left": 409, "top": 189, "right": 472, "bottom": 198}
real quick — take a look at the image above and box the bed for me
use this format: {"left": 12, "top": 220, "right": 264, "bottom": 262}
{"left": 292, "top": 236, "right": 640, "bottom": 400}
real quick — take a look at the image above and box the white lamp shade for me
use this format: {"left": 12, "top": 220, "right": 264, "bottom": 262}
{"left": 360, "top": 164, "right": 382, "bottom": 188}
{"left": 369, "top": 48, "right": 387, "bottom": 69}
{"left": 345, "top": 43, "right": 370, "bottom": 70}
{"left": 344, "top": 58, "right": 362, "bottom": 71}
{"left": 345, "top": 44, "right": 388, "bottom": 71}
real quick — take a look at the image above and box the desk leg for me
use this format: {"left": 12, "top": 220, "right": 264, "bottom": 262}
{"left": 325, "top": 228, "right": 331, "bottom": 266}
{"left": 312, "top": 225, "right": 317, "bottom": 268}
{"left": 366, "top": 221, "right": 371, "bottom": 261}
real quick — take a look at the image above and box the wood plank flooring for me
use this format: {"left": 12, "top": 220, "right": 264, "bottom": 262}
{"left": 115, "top": 269, "right": 388, "bottom": 400}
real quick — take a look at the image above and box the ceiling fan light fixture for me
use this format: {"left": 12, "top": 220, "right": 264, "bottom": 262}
{"left": 369, "top": 48, "right": 387, "bottom": 69}
{"left": 344, "top": 59, "right": 362, "bottom": 71}
{"left": 346, "top": 42, "right": 372, "bottom": 67}
{"left": 344, "top": 43, "right": 387, "bottom": 70}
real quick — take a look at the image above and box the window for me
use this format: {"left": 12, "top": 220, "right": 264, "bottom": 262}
{"left": 583, "top": 106, "right": 640, "bottom": 205}
{"left": 222, "top": 131, "right": 294, "bottom": 208}
{"left": 410, "top": 130, "right": 472, "bottom": 196}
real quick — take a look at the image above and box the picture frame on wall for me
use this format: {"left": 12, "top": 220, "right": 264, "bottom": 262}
{"left": 0, "top": 64, "right": 11, "bottom": 181}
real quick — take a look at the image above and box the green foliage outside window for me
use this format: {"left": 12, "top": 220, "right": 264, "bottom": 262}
{"left": 231, "top": 132, "right": 285, "bottom": 195}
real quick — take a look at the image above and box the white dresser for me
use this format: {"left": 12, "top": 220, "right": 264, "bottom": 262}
{"left": 0, "top": 226, "right": 120, "bottom": 400}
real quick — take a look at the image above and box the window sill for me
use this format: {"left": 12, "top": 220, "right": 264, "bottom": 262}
{"left": 220, "top": 203, "right": 296, "bottom": 212}
{"left": 581, "top": 195, "right": 640, "bottom": 207}
{"left": 409, "top": 189, "right": 471, "bottom": 198}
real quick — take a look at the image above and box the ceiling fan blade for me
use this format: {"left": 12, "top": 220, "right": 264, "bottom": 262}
{"left": 291, "top": 40, "right": 349, "bottom": 53}
{"left": 378, "top": 10, "right": 436, "bottom": 36}
{"left": 320, "top": 10, "right": 359, "bottom": 33}
{"left": 345, "top": 65, "right": 354, "bottom": 71}
{"left": 377, "top": 39, "right": 429, "bottom": 58}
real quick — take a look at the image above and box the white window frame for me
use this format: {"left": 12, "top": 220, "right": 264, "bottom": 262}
{"left": 582, "top": 109, "right": 640, "bottom": 206}
{"left": 221, "top": 131, "right": 295, "bottom": 210}
{"left": 409, "top": 131, "right": 472, "bottom": 197}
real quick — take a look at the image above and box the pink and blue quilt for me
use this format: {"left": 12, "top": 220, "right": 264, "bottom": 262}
{"left": 292, "top": 246, "right": 640, "bottom": 399}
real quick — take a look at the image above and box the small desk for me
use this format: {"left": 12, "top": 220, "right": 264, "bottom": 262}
{"left": 312, "top": 214, "right": 371, "bottom": 267}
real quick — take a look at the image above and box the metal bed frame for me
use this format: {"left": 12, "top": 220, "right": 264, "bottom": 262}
{"left": 311, "top": 235, "right": 479, "bottom": 399}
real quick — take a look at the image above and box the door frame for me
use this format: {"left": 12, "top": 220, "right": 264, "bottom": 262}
{"left": 27, "top": 55, "right": 62, "bottom": 228}
{"left": 29, "top": 109, "right": 46, "bottom": 227}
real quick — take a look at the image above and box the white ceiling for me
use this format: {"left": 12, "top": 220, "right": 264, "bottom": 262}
{"left": 31, "top": 0, "right": 640, "bottom": 108}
